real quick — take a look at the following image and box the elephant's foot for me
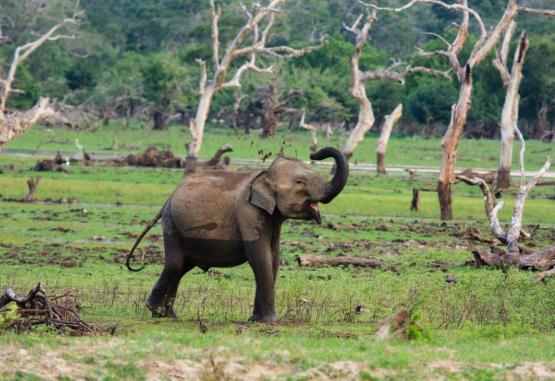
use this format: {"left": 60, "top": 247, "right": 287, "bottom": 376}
{"left": 146, "top": 297, "right": 177, "bottom": 318}
{"left": 249, "top": 313, "right": 278, "bottom": 323}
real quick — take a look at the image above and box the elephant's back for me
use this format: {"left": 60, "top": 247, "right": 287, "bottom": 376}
{"left": 169, "top": 170, "right": 261, "bottom": 240}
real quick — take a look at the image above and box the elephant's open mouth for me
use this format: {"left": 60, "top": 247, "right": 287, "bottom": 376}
{"left": 308, "top": 202, "right": 321, "bottom": 224}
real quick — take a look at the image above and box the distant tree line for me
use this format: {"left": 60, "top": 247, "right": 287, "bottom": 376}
{"left": 0, "top": 0, "right": 554, "bottom": 138}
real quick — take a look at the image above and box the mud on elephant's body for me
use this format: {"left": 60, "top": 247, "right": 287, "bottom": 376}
{"left": 127, "top": 147, "right": 349, "bottom": 322}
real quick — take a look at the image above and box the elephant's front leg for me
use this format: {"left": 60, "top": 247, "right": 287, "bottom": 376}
{"left": 245, "top": 240, "right": 277, "bottom": 323}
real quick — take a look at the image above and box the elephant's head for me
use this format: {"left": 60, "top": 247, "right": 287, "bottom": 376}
{"left": 248, "top": 147, "right": 349, "bottom": 223}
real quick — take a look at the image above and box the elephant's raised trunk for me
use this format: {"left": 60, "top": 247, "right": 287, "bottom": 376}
{"left": 310, "top": 147, "right": 349, "bottom": 204}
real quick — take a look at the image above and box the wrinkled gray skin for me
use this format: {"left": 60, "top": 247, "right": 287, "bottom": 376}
{"left": 127, "top": 147, "right": 348, "bottom": 322}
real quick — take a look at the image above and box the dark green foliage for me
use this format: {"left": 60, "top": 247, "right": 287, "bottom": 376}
{"left": 405, "top": 77, "right": 457, "bottom": 125}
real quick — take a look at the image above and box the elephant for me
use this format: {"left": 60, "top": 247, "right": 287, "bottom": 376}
{"left": 126, "top": 147, "right": 349, "bottom": 322}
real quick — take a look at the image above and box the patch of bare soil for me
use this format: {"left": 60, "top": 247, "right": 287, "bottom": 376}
{"left": 0, "top": 242, "right": 87, "bottom": 267}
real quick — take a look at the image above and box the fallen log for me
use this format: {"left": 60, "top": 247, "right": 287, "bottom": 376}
{"left": 295, "top": 254, "right": 396, "bottom": 272}
{"left": 185, "top": 142, "right": 233, "bottom": 173}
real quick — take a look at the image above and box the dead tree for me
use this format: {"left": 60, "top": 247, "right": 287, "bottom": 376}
{"left": 376, "top": 103, "right": 402, "bottom": 175}
{"left": 259, "top": 83, "right": 300, "bottom": 138}
{"left": 299, "top": 111, "right": 318, "bottom": 154}
{"left": 457, "top": 125, "right": 553, "bottom": 271}
{"left": 492, "top": 22, "right": 529, "bottom": 190}
{"left": 366, "top": 0, "right": 555, "bottom": 220}
{"left": 0, "top": 9, "right": 82, "bottom": 150}
{"left": 187, "top": 0, "right": 319, "bottom": 169}
{"left": 341, "top": 11, "right": 449, "bottom": 162}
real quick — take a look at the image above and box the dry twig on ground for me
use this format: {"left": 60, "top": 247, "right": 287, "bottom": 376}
{"left": 0, "top": 283, "right": 115, "bottom": 336}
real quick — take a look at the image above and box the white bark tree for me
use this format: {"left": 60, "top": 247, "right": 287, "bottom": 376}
{"left": 492, "top": 22, "right": 529, "bottom": 190}
{"left": 365, "top": 0, "right": 555, "bottom": 219}
{"left": 341, "top": 10, "right": 449, "bottom": 164}
{"left": 0, "top": 8, "right": 82, "bottom": 150}
{"left": 376, "top": 103, "right": 403, "bottom": 175}
{"left": 187, "top": 0, "right": 320, "bottom": 168}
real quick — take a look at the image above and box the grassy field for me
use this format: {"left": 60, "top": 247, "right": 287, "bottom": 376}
{"left": 2, "top": 125, "right": 555, "bottom": 380}
{"left": 4, "top": 122, "right": 555, "bottom": 170}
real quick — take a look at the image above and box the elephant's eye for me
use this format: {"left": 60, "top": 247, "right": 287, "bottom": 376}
{"left": 295, "top": 178, "right": 305, "bottom": 185}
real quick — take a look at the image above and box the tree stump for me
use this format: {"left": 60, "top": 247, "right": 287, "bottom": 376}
{"left": 24, "top": 177, "right": 41, "bottom": 202}
{"left": 410, "top": 189, "right": 420, "bottom": 212}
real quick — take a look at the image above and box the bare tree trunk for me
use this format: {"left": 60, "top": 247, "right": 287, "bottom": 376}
{"left": 24, "top": 177, "right": 41, "bottom": 202}
{"left": 438, "top": 67, "right": 473, "bottom": 220}
{"left": 410, "top": 189, "right": 420, "bottom": 212}
{"left": 538, "top": 102, "right": 549, "bottom": 139}
{"left": 261, "top": 110, "right": 278, "bottom": 138}
{"left": 189, "top": 86, "right": 215, "bottom": 158}
{"left": 153, "top": 110, "right": 169, "bottom": 130}
{"left": 102, "top": 109, "right": 111, "bottom": 126}
{"left": 493, "top": 25, "right": 529, "bottom": 190}
{"left": 376, "top": 103, "right": 402, "bottom": 175}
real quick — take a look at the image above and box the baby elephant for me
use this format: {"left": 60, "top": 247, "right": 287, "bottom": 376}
{"left": 126, "top": 147, "right": 349, "bottom": 322}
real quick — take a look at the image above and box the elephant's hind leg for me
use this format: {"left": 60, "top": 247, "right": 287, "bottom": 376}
{"left": 147, "top": 230, "right": 192, "bottom": 318}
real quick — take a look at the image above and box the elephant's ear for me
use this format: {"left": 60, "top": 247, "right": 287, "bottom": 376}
{"left": 247, "top": 172, "right": 276, "bottom": 215}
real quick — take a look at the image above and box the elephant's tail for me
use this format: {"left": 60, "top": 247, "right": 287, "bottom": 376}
{"left": 126, "top": 203, "right": 165, "bottom": 272}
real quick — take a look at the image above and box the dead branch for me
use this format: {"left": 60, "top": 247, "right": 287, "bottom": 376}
{"left": 295, "top": 254, "right": 396, "bottom": 272}
{"left": 517, "top": 7, "right": 555, "bottom": 17}
{"left": 203, "top": 143, "right": 233, "bottom": 167}
{"left": 457, "top": 168, "right": 497, "bottom": 184}
{"left": 0, "top": 283, "right": 115, "bottom": 336}
{"left": 457, "top": 125, "right": 553, "bottom": 270}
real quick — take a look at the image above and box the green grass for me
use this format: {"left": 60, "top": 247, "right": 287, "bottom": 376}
{"left": 2, "top": 125, "right": 555, "bottom": 379}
